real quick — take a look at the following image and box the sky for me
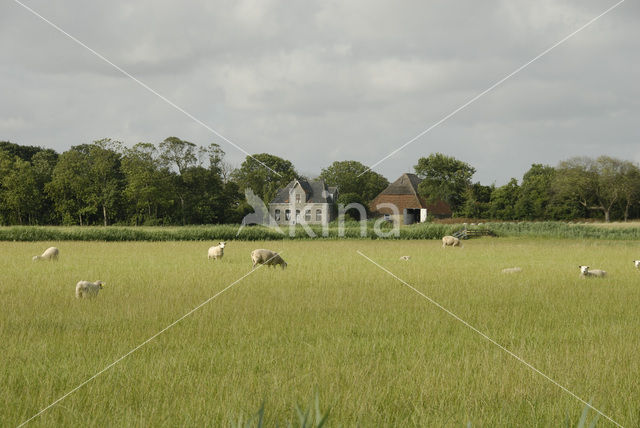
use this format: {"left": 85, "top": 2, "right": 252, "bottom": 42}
{"left": 1, "top": 0, "right": 638, "bottom": 185}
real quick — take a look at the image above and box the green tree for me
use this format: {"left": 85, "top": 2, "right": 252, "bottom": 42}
{"left": 489, "top": 178, "right": 520, "bottom": 220}
{"left": 617, "top": 161, "right": 640, "bottom": 221}
{"left": 46, "top": 150, "right": 94, "bottom": 225}
{"left": 121, "top": 143, "right": 174, "bottom": 225}
{"left": 1, "top": 158, "right": 41, "bottom": 224}
{"left": 159, "top": 136, "right": 199, "bottom": 174}
{"left": 514, "top": 164, "right": 556, "bottom": 220}
{"left": 231, "top": 153, "right": 298, "bottom": 203}
{"left": 460, "top": 182, "right": 493, "bottom": 218}
{"left": 414, "top": 153, "right": 476, "bottom": 214}
{"left": 85, "top": 139, "right": 124, "bottom": 226}
{"left": 337, "top": 192, "right": 368, "bottom": 220}
{"left": 319, "top": 161, "right": 389, "bottom": 203}
{"left": 553, "top": 156, "right": 627, "bottom": 222}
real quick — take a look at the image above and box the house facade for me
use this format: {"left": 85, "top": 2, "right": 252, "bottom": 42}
{"left": 269, "top": 178, "right": 338, "bottom": 226}
{"left": 370, "top": 173, "right": 452, "bottom": 225}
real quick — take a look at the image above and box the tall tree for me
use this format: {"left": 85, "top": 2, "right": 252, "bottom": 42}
{"left": 1, "top": 158, "right": 41, "bottom": 224}
{"left": 121, "top": 143, "right": 174, "bottom": 225}
{"left": 553, "top": 156, "right": 627, "bottom": 222}
{"left": 514, "top": 164, "right": 556, "bottom": 220}
{"left": 46, "top": 150, "right": 94, "bottom": 225}
{"left": 460, "top": 182, "right": 493, "bottom": 218}
{"left": 617, "top": 161, "right": 640, "bottom": 221}
{"left": 414, "top": 153, "right": 476, "bottom": 213}
{"left": 159, "top": 136, "right": 199, "bottom": 174}
{"left": 489, "top": 178, "right": 520, "bottom": 220}
{"left": 231, "top": 153, "right": 298, "bottom": 203}
{"left": 319, "top": 161, "right": 389, "bottom": 203}
{"left": 85, "top": 139, "right": 124, "bottom": 226}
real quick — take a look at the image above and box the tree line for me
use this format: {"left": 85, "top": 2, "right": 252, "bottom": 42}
{"left": 1, "top": 139, "right": 639, "bottom": 225}
{"left": 415, "top": 153, "right": 640, "bottom": 222}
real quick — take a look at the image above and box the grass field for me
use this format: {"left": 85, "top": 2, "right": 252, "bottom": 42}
{"left": 2, "top": 238, "right": 639, "bottom": 426}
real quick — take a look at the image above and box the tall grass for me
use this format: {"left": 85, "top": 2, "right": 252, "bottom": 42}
{"left": 0, "top": 221, "right": 639, "bottom": 241}
{"left": 2, "top": 239, "right": 639, "bottom": 426}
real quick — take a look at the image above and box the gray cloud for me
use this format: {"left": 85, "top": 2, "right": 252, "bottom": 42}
{"left": 1, "top": 0, "right": 638, "bottom": 185}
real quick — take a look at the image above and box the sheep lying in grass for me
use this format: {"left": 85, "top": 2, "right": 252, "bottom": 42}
{"left": 501, "top": 267, "right": 522, "bottom": 274}
{"left": 442, "top": 236, "right": 461, "bottom": 248}
{"left": 33, "top": 247, "right": 59, "bottom": 261}
{"left": 634, "top": 260, "right": 640, "bottom": 269}
{"left": 75, "top": 280, "right": 105, "bottom": 299}
{"left": 399, "top": 256, "right": 411, "bottom": 261}
{"left": 251, "top": 249, "right": 287, "bottom": 270}
{"left": 208, "top": 242, "right": 226, "bottom": 260}
{"left": 579, "top": 266, "right": 607, "bottom": 278}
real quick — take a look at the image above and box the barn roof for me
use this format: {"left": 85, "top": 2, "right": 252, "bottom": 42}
{"left": 379, "top": 173, "right": 422, "bottom": 196}
{"left": 371, "top": 173, "right": 452, "bottom": 216}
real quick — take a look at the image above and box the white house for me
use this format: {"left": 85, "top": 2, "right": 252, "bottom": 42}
{"left": 269, "top": 178, "right": 338, "bottom": 225}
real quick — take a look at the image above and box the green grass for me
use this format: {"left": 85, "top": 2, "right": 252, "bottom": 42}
{"left": 2, "top": 238, "right": 639, "bottom": 426}
{"left": 1, "top": 221, "right": 639, "bottom": 242}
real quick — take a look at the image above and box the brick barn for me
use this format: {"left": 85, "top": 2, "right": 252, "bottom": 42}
{"left": 369, "top": 173, "right": 452, "bottom": 224}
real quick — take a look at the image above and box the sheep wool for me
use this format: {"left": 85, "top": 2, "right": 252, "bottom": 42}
{"left": 251, "top": 249, "right": 287, "bottom": 270}
{"left": 33, "top": 247, "right": 59, "bottom": 261}
{"left": 76, "top": 280, "right": 105, "bottom": 299}
{"left": 208, "top": 242, "right": 226, "bottom": 260}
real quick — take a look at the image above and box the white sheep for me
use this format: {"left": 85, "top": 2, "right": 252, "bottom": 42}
{"left": 399, "top": 256, "right": 411, "bottom": 261}
{"left": 251, "top": 249, "right": 287, "bottom": 270}
{"left": 442, "top": 236, "right": 461, "bottom": 248}
{"left": 207, "top": 242, "right": 226, "bottom": 260}
{"left": 32, "top": 246, "right": 59, "bottom": 261}
{"left": 634, "top": 260, "right": 640, "bottom": 269}
{"left": 579, "top": 265, "right": 607, "bottom": 278}
{"left": 75, "top": 280, "right": 105, "bottom": 299}
{"left": 501, "top": 267, "right": 522, "bottom": 274}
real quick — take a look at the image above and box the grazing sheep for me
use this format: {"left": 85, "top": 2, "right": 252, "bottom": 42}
{"left": 399, "top": 256, "right": 411, "bottom": 261}
{"left": 251, "top": 249, "right": 287, "bottom": 270}
{"left": 579, "top": 265, "right": 607, "bottom": 278}
{"left": 501, "top": 267, "right": 522, "bottom": 274}
{"left": 634, "top": 260, "right": 640, "bottom": 269}
{"left": 442, "top": 236, "right": 461, "bottom": 248}
{"left": 207, "top": 242, "right": 226, "bottom": 260}
{"left": 32, "top": 246, "right": 59, "bottom": 261}
{"left": 75, "top": 280, "right": 105, "bottom": 299}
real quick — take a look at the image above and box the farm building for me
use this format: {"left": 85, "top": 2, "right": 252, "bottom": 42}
{"left": 370, "top": 173, "right": 452, "bottom": 224}
{"left": 269, "top": 178, "right": 338, "bottom": 225}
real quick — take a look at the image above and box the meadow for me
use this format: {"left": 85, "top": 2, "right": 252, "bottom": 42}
{"left": 1, "top": 238, "right": 639, "bottom": 426}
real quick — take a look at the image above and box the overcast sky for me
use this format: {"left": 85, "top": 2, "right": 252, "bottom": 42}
{"left": 1, "top": 0, "right": 638, "bottom": 185}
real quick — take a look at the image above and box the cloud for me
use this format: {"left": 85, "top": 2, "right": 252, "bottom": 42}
{"left": 1, "top": 0, "right": 637, "bottom": 185}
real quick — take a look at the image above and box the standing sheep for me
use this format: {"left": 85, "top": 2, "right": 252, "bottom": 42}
{"left": 579, "top": 266, "right": 607, "bottom": 278}
{"left": 33, "top": 247, "right": 59, "bottom": 261}
{"left": 251, "top": 249, "right": 287, "bottom": 270}
{"left": 634, "top": 260, "right": 640, "bottom": 269}
{"left": 442, "top": 236, "right": 461, "bottom": 248}
{"left": 208, "top": 242, "right": 226, "bottom": 260}
{"left": 75, "top": 280, "right": 105, "bottom": 299}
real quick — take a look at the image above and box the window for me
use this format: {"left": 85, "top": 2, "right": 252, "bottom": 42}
{"left": 316, "top": 209, "right": 322, "bottom": 221}
{"left": 274, "top": 209, "right": 281, "bottom": 221}
{"left": 295, "top": 193, "right": 301, "bottom": 203}
{"left": 295, "top": 210, "right": 301, "bottom": 221}
{"left": 285, "top": 209, "right": 291, "bottom": 221}
{"left": 305, "top": 210, "right": 311, "bottom": 221}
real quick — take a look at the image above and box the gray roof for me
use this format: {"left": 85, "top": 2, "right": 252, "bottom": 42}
{"left": 379, "top": 173, "right": 422, "bottom": 195}
{"left": 271, "top": 178, "right": 337, "bottom": 204}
